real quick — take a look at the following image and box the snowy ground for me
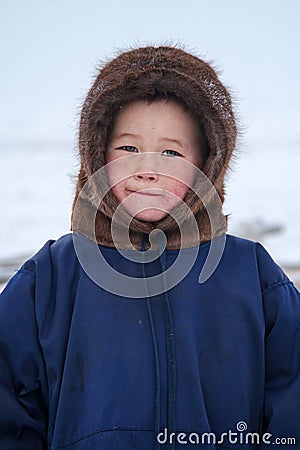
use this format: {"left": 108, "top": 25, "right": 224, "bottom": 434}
{"left": 0, "top": 141, "right": 75, "bottom": 260}
{"left": 1, "top": 137, "right": 300, "bottom": 291}
{"left": 224, "top": 135, "right": 300, "bottom": 264}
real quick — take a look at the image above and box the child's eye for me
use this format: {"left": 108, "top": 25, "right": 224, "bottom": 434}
{"left": 162, "top": 149, "right": 182, "bottom": 157}
{"left": 117, "top": 146, "right": 138, "bottom": 153}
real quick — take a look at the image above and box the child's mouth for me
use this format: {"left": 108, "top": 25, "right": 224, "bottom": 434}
{"left": 127, "top": 189, "right": 162, "bottom": 197}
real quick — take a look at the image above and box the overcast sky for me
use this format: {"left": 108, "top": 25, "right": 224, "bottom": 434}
{"left": 1, "top": 0, "right": 299, "bottom": 144}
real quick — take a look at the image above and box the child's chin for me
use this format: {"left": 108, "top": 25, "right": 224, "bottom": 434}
{"left": 133, "top": 209, "right": 169, "bottom": 223}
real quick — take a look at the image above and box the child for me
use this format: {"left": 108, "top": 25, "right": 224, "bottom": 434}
{"left": 1, "top": 45, "right": 300, "bottom": 450}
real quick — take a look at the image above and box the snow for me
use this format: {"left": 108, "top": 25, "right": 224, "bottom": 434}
{"left": 224, "top": 136, "right": 300, "bottom": 265}
{"left": 0, "top": 141, "right": 75, "bottom": 260}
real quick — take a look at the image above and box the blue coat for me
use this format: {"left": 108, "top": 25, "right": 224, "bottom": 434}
{"left": 0, "top": 232, "right": 300, "bottom": 449}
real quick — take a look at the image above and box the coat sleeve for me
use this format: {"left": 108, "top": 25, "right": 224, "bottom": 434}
{"left": 256, "top": 243, "right": 300, "bottom": 448}
{"left": 0, "top": 269, "right": 48, "bottom": 450}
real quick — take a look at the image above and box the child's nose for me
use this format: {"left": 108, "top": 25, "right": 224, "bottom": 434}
{"left": 131, "top": 153, "right": 160, "bottom": 182}
{"left": 133, "top": 172, "right": 159, "bottom": 182}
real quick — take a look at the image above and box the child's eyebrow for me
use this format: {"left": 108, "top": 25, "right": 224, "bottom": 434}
{"left": 110, "top": 132, "right": 140, "bottom": 141}
{"left": 110, "top": 133, "right": 188, "bottom": 150}
{"left": 160, "top": 137, "right": 188, "bottom": 149}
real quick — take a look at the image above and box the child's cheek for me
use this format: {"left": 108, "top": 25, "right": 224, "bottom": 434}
{"left": 106, "top": 163, "right": 128, "bottom": 196}
{"left": 163, "top": 158, "right": 197, "bottom": 185}
{"left": 110, "top": 182, "right": 126, "bottom": 203}
{"left": 106, "top": 156, "right": 135, "bottom": 190}
{"left": 167, "top": 179, "right": 190, "bottom": 201}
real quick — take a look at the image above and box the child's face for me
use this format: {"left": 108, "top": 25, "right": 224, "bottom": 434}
{"left": 106, "top": 99, "right": 203, "bottom": 222}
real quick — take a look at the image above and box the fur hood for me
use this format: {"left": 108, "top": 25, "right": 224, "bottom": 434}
{"left": 71, "top": 45, "right": 237, "bottom": 250}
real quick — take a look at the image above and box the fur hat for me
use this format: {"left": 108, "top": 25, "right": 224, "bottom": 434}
{"left": 71, "top": 45, "right": 237, "bottom": 249}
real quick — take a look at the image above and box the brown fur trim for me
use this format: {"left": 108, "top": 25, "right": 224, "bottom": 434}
{"left": 71, "top": 46, "right": 237, "bottom": 249}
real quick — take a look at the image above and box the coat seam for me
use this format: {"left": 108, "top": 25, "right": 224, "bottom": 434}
{"left": 262, "top": 279, "right": 293, "bottom": 295}
{"left": 16, "top": 268, "right": 35, "bottom": 276}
